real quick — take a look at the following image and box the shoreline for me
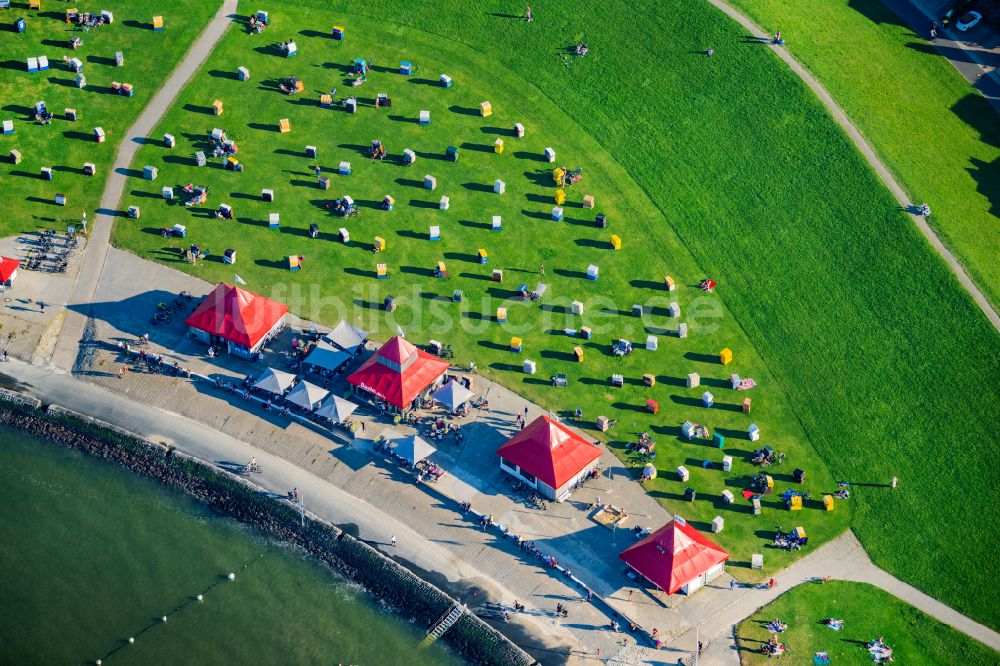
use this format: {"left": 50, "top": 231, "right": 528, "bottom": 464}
{"left": 0, "top": 388, "right": 534, "bottom": 666}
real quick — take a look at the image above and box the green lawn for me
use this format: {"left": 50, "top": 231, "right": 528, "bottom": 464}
{"left": 736, "top": 581, "right": 997, "bottom": 665}
{"left": 0, "top": 0, "right": 218, "bottom": 236}
{"left": 113, "top": 0, "right": 1000, "bottom": 628}
{"left": 726, "top": 0, "right": 1000, "bottom": 310}
{"left": 113, "top": 9, "right": 850, "bottom": 576}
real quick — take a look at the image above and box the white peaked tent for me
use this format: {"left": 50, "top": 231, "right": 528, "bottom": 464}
{"left": 304, "top": 339, "right": 352, "bottom": 371}
{"left": 431, "top": 379, "right": 474, "bottom": 412}
{"left": 253, "top": 367, "right": 296, "bottom": 395}
{"left": 395, "top": 434, "right": 437, "bottom": 465}
{"left": 325, "top": 320, "right": 368, "bottom": 353}
{"left": 314, "top": 395, "right": 360, "bottom": 422}
{"left": 285, "top": 380, "right": 329, "bottom": 411}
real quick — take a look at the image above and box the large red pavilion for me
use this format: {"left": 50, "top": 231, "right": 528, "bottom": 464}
{"left": 497, "top": 415, "right": 602, "bottom": 500}
{"left": 184, "top": 283, "right": 288, "bottom": 358}
{"left": 619, "top": 518, "right": 729, "bottom": 595}
{"left": 346, "top": 336, "right": 450, "bottom": 410}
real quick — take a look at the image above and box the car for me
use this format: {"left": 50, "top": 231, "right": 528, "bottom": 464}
{"left": 956, "top": 10, "right": 982, "bottom": 31}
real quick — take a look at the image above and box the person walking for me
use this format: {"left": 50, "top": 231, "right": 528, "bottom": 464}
{"left": 525, "top": 6, "right": 532, "bottom": 22}
{"left": 314, "top": 164, "right": 322, "bottom": 179}
{"left": 539, "top": 263, "right": 545, "bottom": 275}
{"left": 768, "top": 577, "right": 776, "bottom": 589}
{"left": 773, "top": 30, "right": 781, "bottom": 44}
{"left": 390, "top": 535, "right": 397, "bottom": 547}
{"left": 891, "top": 476, "right": 898, "bottom": 489}
{"left": 730, "top": 578, "right": 736, "bottom": 591}
{"left": 81, "top": 209, "right": 87, "bottom": 233}
{"left": 706, "top": 47, "right": 714, "bottom": 57}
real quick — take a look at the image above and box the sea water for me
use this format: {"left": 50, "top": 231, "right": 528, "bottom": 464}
{"left": 0, "top": 425, "right": 462, "bottom": 665}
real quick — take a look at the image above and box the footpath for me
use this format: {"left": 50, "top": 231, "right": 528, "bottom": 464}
{"left": 48, "top": 0, "right": 240, "bottom": 371}
{"left": 705, "top": 0, "right": 1000, "bottom": 334}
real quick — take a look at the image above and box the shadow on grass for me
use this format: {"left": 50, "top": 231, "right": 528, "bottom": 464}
{"left": 443, "top": 251, "right": 478, "bottom": 263}
{"left": 388, "top": 114, "right": 420, "bottom": 124}
{"left": 86, "top": 54, "right": 117, "bottom": 67}
{"left": 480, "top": 126, "right": 517, "bottom": 136}
{"left": 684, "top": 351, "right": 721, "bottom": 364}
{"left": 400, "top": 265, "right": 436, "bottom": 278}
{"left": 408, "top": 199, "right": 439, "bottom": 209}
{"left": 459, "top": 219, "right": 492, "bottom": 230}
{"left": 395, "top": 177, "right": 425, "bottom": 188}
{"left": 514, "top": 151, "right": 546, "bottom": 162}
{"left": 248, "top": 122, "right": 279, "bottom": 132}
{"left": 460, "top": 142, "right": 493, "bottom": 153}
{"left": 25, "top": 196, "right": 61, "bottom": 206}
{"left": 183, "top": 103, "right": 216, "bottom": 115}
{"left": 449, "top": 105, "right": 480, "bottom": 116}
{"left": 208, "top": 69, "right": 240, "bottom": 80}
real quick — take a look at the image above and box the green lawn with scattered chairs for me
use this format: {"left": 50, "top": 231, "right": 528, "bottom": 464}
{"left": 90, "top": 0, "right": 1000, "bottom": 627}
{"left": 310, "top": 0, "right": 999, "bottom": 627}
{"left": 0, "top": 0, "right": 218, "bottom": 236}
{"left": 737, "top": 581, "right": 997, "bottom": 665}
{"left": 113, "top": 8, "right": 851, "bottom": 576}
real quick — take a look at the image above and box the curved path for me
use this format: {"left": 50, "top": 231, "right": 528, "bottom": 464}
{"left": 46, "top": 0, "right": 240, "bottom": 370}
{"left": 683, "top": 531, "right": 1000, "bottom": 663}
{"left": 705, "top": 0, "right": 1000, "bottom": 335}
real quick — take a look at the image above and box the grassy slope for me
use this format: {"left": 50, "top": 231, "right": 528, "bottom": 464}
{"left": 0, "top": 0, "right": 218, "bottom": 236}
{"left": 113, "top": 11, "right": 850, "bottom": 574}
{"left": 736, "top": 581, "right": 997, "bottom": 665}
{"left": 728, "top": 0, "right": 1000, "bottom": 309}
{"left": 114, "top": 0, "right": 1000, "bottom": 627}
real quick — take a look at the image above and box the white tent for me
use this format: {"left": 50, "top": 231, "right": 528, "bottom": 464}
{"left": 304, "top": 339, "right": 351, "bottom": 372}
{"left": 325, "top": 320, "right": 368, "bottom": 353}
{"left": 285, "top": 380, "right": 329, "bottom": 411}
{"left": 395, "top": 434, "right": 437, "bottom": 465}
{"left": 253, "top": 367, "right": 296, "bottom": 395}
{"left": 314, "top": 395, "right": 359, "bottom": 422}
{"left": 431, "top": 379, "right": 474, "bottom": 412}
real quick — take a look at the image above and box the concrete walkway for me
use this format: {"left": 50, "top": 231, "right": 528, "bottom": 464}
{"left": 705, "top": 0, "right": 1000, "bottom": 335}
{"left": 47, "top": 0, "right": 240, "bottom": 371}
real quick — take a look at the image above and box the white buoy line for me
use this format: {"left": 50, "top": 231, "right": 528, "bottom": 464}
{"left": 92, "top": 554, "right": 263, "bottom": 664}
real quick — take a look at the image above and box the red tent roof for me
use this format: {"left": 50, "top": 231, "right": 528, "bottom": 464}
{"left": 619, "top": 519, "right": 729, "bottom": 594}
{"left": 0, "top": 256, "right": 20, "bottom": 282}
{"left": 346, "top": 336, "right": 450, "bottom": 409}
{"left": 184, "top": 283, "right": 288, "bottom": 349}
{"left": 496, "top": 416, "right": 602, "bottom": 489}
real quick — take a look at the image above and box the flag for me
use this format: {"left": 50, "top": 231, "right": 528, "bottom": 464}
{"left": 396, "top": 324, "right": 405, "bottom": 338}
{"left": 234, "top": 274, "right": 247, "bottom": 286}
